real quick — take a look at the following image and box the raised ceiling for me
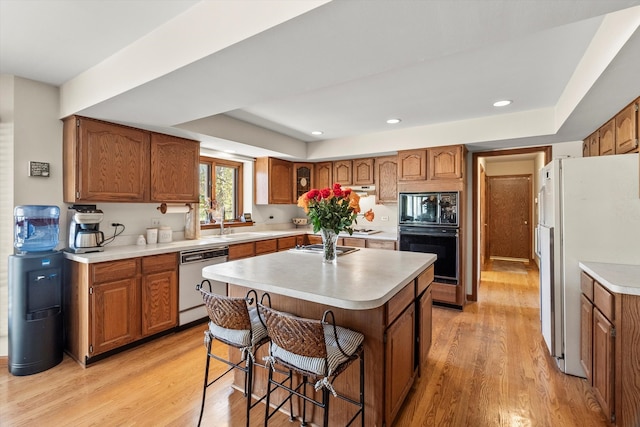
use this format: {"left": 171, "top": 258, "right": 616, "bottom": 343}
{"left": 1, "top": 0, "right": 639, "bottom": 160}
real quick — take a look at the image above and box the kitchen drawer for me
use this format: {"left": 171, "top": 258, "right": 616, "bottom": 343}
{"left": 142, "top": 252, "right": 177, "bottom": 274}
{"left": 580, "top": 272, "right": 594, "bottom": 301}
{"left": 432, "top": 283, "right": 459, "bottom": 305}
{"left": 342, "top": 237, "right": 366, "bottom": 248}
{"left": 255, "top": 239, "right": 277, "bottom": 255}
{"left": 277, "top": 236, "right": 297, "bottom": 251}
{"left": 416, "top": 265, "right": 434, "bottom": 295}
{"left": 594, "top": 281, "right": 614, "bottom": 322}
{"left": 387, "top": 283, "right": 414, "bottom": 326}
{"left": 228, "top": 242, "right": 255, "bottom": 260}
{"left": 366, "top": 239, "right": 396, "bottom": 250}
{"left": 307, "top": 235, "right": 322, "bottom": 245}
{"left": 92, "top": 258, "right": 139, "bottom": 283}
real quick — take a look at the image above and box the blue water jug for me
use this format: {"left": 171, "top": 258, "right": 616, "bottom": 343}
{"left": 14, "top": 205, "right": 60, "bottom": 253}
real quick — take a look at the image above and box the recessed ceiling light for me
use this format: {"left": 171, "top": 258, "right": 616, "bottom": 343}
{"left": 386, "top": 118, "right": 401, "bottom": 124}
{"left": 311, "top": 131, "right": 323, "bottom": 135}
{"left": 493, "top": 100, "right": 512, "bottom": 107}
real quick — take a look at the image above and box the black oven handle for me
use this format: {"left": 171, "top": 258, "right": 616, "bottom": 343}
{"left": 400, "top": 230, "right": 458, "bottom": 238}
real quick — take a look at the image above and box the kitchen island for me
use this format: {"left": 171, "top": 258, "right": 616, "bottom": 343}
{"left": 203, "top": 248, "right": 436, "bottom": 427}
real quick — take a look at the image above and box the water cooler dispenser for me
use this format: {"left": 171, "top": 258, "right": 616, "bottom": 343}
{"left": 8, "top": 205, "right": 64, "bottom": 375}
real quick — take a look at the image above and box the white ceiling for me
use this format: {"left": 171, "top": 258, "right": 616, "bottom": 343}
{"left": 1, "top": 0, "right": 639, "bottom": 160}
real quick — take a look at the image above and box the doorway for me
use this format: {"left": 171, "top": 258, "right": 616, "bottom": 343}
{"left": 470, "top": 146, "right": 551, "bottom": 302}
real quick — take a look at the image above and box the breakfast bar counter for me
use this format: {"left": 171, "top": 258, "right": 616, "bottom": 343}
{"left": 203, "top": 248, "right": 436, "bottom": 426}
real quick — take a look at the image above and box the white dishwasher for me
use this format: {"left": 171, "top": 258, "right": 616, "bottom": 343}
{"left": 178, "top": 245, "right": 228, "bottom": 326}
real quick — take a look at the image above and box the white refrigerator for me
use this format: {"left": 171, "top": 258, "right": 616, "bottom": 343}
{"left": 536, "top": 153, "right": 640, "bottom": 377}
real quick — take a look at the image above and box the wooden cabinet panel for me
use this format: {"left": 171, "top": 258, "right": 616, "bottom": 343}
{"left": 315, "top": 162, "right": 333, "bottom": 189}
{"left": 150, "top": 133, "right": 199, "bottom": 202}
{"left": 277, "top": 236, "right": 297, "bottom": 251}
{"left": 593, "top": 308, "right": 614, "bottom": 422}
{"left": 366, "top": 239, "right": 396, "bottom": 250}
{"left": 375, "top": 155, "right": 398, "bottom": 204}
{"left": 228, "top": 242, "right": 255, "bottom": 260}
{"left": 64, "top": 116, "right": 150, "bottom": 203}
{"left": 342, "top": 237, "right": 366, "bottom": 248}
{"left": 590, "top": 132, "right": 600, "bottom": 157}
{"left": 386, "top": 284, "right": 414, "bottom": 326}
{"left": 92, "top": 259, "right": 139, "bottom": 284}
{"left": 398, "top": 149, "right": 427, "bottom": 181}
{"left": 293, "top": 163, "right": 314, "bottom": 201}
{"left": 385, "top": 303, "right": 416, "bottom": 425}
{"left": 142, "top": 252, "right": 177, "bottom": 275}
{"left": 416, "top": 266, "right": 435, "bottom": 296}
{"left": 580, "top": 271, "right": 594, "bottom": 301}
{"left": 418, "top": 286, "right": 433, "bottom": 370}
{"left": 428, "top": 145, "right": 463, "bottom": 180}
{"left": 255, "top": 239, "right": 277, "bottom": 255}
{"left": 580, "top": 294, "right": 593, "bottom": 384}
{"left": 432, "top": 282, "right": 463, "bottom": 306}
{"left": 255, "top": 157, "right": 293, "bottom": 204}
{"left": 307, "top": 235, "right": 322, "bottom": 245}
{"left": 141, "top": 269, "right": 177, "bottom": 336}
{"left": 615, "top": 101, "right": 638, "bottom": 154}
{"left": 90, "top": 277, "right": 139, "bottom": 356}
{"left": 353, "top": 158, "right": 374, "bottom": 185}
{"left": 333, "top": 160, "right": 353, "bottom": 185}
{"left": 594, "top": 281, "right": 614, "bottom": 322}
{"left": 582, "top": 139, "right": 590, "bottom": 157}
{"left": 599, "top": 119, "right": 615, "bottom": 156}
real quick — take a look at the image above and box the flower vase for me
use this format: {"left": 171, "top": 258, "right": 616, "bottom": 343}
{"left": 320, "top": 228, "right": 338, "bottom": 264}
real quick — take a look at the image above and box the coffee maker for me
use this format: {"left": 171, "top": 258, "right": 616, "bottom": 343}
{"left": 67, "top": 205, "right": 105, "bottom": 253}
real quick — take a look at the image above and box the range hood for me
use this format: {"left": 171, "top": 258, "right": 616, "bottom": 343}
{"left": 347, "top": 185, "right": 376, "bottom": 195}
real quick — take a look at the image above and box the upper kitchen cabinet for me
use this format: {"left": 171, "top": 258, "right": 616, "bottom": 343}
{"left": 582, "top": 137, "right": 591, "bottom": 157}
{"left": 293, "top": 162, "right": 314, "bottom": 201}
{"left": 353, "top": 158, "right": 375, "bottom": 185}
{"left": 255, "top": 157, "right": 293, "bottom": 204}
{"left": 150, "top": 133, "right": 200, "bottom": 202}
{"left": 63, "top": 116, "right": 149, "bottom": 203}
{"left": 315, "top": 162, "right": 333, "bottom": 189}
{"left": 398, "top": 149, "right": 427, "bottom": 181}
{"left": 333, "top": 160, "right": 353, "bottom": 185}
{"left": 615, "top": 99, "right": 638, "bottom": 154}
{"left": 589, "top": 132, "right": 600, "bottom": 157}
{"left": 598, "top": 119, "right": 615, "bottom": 156}
{"left": 375, "top": 155, "right": 398, "bottom": 204}
{"left": 428, "top": 145, "right": 463, "bottom": 180}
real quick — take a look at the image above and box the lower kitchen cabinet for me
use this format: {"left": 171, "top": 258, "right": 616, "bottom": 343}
{"left": 580, "top": 271, "right": 640, "bottom": 427}
{"left": 65, "top": 253, "right": 178, "bottom": 366}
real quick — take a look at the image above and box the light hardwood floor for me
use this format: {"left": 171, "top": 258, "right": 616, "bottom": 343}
{"left": 1, "top": 260, "right": 607, "bottom": 426}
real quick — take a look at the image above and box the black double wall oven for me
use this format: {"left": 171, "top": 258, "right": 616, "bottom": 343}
{"left": 398, "top": 192, "right": 459, "bottom": 285}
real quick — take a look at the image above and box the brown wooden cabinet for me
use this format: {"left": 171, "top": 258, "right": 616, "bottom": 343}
{"left": 582, "top": 139, "right": 590, "bottom": 157}
{"left": 276, "top": 236, "right": 297, "bottom": 251}
{"left": 63, "top": 116, "right": 200, "bottom": 203}
{"left": 66, "top": 253, "right": 178, "bottom": 365}
{"left": 140, "top": 253, "right": 178, "bottom": 337}
{"left": 150, "top": 133, "right": 199, "bottom": 202}
{"left": 293, "top": 162, "right": 314, "bottom": 200}
{"left": 385, "top": 302, "right": 416, "bottom": 425}
{"left": 228, "top": 242, "right": 256, "bottom": 260}
{"left": 353, "top": 158, "right": 374, "bottom": 185}
{"left": 375, "top": 155, "right": 398, "bottom": 204}
{"left": 333, "top": 160, "right": 353, "bottom": 185}
{"left": 63, "top": 116, "right": 150, "bottom": 203}
{"left": 255, "top": 157, "right": 293, "bottom": 204}
{"left": 590, "top": 132, "right": 600, "bottom": 157}
{"left": 615, "top": 100, "right": 638, "bottom": 154}
{"left": 398, "top": 149, "right": 427, "bottom": 181}
{"left": 366, "top": 239, "right": 396, "bottom": 250}
{"left": 255, "top": 239, "right": 277, "bottom": 255}
{"left": 580, "top": 270, "right": 640, "bottom": 427}
{"left": 428, "top": 145, "right": 463, "bottom": 180}
{"left": 315, "top": 162, "right": 333, "bottom": 189}
{"left": 599, "top": 119, "right": 615, "bottom": 156}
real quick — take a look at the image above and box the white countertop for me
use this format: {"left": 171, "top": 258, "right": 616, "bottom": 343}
{"left": 579, "top": 262, "right": 640, "bottom": 296}
{"left": 64, "top": 229, "right": 398, "bottom": 263}
{"left": 202, "top": 249, "right": 435, "bottom": 310}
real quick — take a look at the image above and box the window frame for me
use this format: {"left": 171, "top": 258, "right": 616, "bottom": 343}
{"left": 199, "top": 156, "right": 246, "bottom": 229}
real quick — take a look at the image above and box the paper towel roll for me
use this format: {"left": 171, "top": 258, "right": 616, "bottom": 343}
{"left": 157, "top": 203, "right": 190, "bottom": 214}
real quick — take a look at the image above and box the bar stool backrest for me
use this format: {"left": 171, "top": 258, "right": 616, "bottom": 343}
{"left": 259, "top": 304, "right": 327, "bottom": 358}
{"left": 201, "top": 291, "right": 251, "bottom": 331}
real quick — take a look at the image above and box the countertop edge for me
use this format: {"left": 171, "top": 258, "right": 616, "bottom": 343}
{"left": 579, "top": 261, "right": 640, "bottom": 296}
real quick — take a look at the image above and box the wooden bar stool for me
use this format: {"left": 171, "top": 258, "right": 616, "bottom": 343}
{"left": 197, "top": 283, "right": 270, "bottom": 427}
{"left": 258, "top": 294, "right": 365, "bottom": 427}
